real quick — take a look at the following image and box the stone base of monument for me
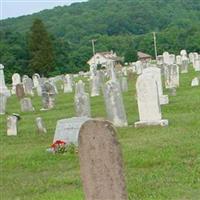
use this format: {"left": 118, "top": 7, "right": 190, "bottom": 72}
{"left": 134, "top": 119, "right": 168, "bottom": 128}
{"left": 160, "top": 95, "right": 169, "bottom": 105}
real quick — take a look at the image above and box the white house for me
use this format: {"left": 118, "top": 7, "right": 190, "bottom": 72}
{"left": 87, "top": 51, "right": 122, "bottom": 69}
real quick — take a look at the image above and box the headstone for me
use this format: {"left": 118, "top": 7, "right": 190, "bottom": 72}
{"left": 16, "top": 83, "right": 25, "bottom": 99}
{"left": 164, "top": 64, "right": 179, "bottom": 88}
{"left": 143, "top": 67, "right": 168, "bottom": 105}
{"left": 63, "top": 74, "right": 73, "bottom": 93}
{"left": 103, "top": 80, "right": 127, "bottom": 127}
{"left": 20, "top": 98, "right": 35, "bottom": 112}
{"left": 41, "top": 81, "right": 56, "bottom": 110}
{"left": 180, "top": 49, "right": 187, "bottom": 57}
{"left": 53, "top": 117, "right": 89, "bottom": 146}
{"left": 135, "top": 74, "right": 168, "bottom": 127}
{"left": 0, "top": 94, "right": 7, "bottom": 115}
{"left": 0, "top": 64, "right": 10, "bottom": 97}
{"left": 163, "top": 52, "right": 170, "bottom": 64}
{"left": 32, "top": 73, "right": 40, "bottom": 88}
{"left": 193, "top": 53, "right": 200, "bottom": 72}
{"left": 7, "top": 115, "right": 18, "bottom": 136}
{"left": 176, "top": 55, "right": 182, "bottom": 66}
{"left": 90, "top": 74, "right": 100, "bottom": 97}
{"left": 11, "top": 73, "right": 21, "bottom": 94}
{"left": 23, "top": 77, "right": 34, "bottom": 96}
{"left": 36, "top": 117, "right": 47, "bottom": 134}
{"left": 135, "top": 60, "right": 143, "bottom": 74}
{"left": 74, "top": 80, "right": 91, "bottom": 117}
{"left": 191, "top": 77, "right": 199, "bottom": 87}
{"left": 181, "top": 56, "right": 189, "bottom": 73}
{"left": 120, "top": 76, "right": 128, "bottom": 92}
{"left": 78, "top": 119, "right": 128, "bottom": 200}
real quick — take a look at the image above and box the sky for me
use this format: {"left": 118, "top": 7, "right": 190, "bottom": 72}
{"left": 0, "top": 0, "right": 87, "bottom": 20}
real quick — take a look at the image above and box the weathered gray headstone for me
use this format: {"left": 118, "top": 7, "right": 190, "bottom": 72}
{"left": 78, "top": 119, "right": 128, "bottom": 200}
{"left": 164, "top": 64, "right": 179, "bottom": 89}
{"left": 23, "top": 77, "right": 34, "bottom": 96}
{"left": 135, "top": 74, "right": 168, "bottom": 127}
{"left": 53, "top": 117, "right": 89, "bottom": 146}
{"left": 0, "top": 94, "right": 7, "bottom": 115}
{"left": 41, "top": 81, "right": 56, "bottom": 110}
{"left": 90, "top": 74, "right": 100, "bottom": 97}
{"left": 103, "top": 80, "right": 127, "bottom": 127}
{"left": 36, "top": 117, "right": 47, "bottom": 134}
{"left": 20, "top": 98, "right": 34, "bottom": 112}
{"left": 75, "top": 80, "right": 91, "bottom": 117}
{"left": 120, "top": 76, "right": 128, "bottom": 92}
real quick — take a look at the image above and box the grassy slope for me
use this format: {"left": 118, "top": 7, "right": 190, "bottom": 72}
{"left": 0, "top": 68, "right": 200, "bottom": 200}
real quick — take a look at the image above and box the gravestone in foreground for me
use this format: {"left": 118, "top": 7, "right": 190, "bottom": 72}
{"left": 78, "top": 119, "right": 128, "bottom": 200}
{"left": 16, "top": 83, "right": 25, "bottom": 99}
{"left": 135, "top": 74, "right": 168, "bottom": 127}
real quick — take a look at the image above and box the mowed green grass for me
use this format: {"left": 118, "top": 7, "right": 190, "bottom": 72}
{"left": 0, "top": 68, "right": 200, "bottom": 200}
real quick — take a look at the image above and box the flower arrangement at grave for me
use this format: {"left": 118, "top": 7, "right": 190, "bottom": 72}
{"left": 47, "top": 140, "right": 78, "bottom": 154}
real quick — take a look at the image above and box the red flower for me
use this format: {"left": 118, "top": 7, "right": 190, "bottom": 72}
{"left": 51, "top": 140, "right": 66, "bottom": 149}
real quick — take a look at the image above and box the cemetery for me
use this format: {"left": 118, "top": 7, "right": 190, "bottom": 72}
{"left": 1, "top": 0, "right": 200, "bottom": 199}
{"left": 0, "top": 50, "right": 200, "bottom": 199}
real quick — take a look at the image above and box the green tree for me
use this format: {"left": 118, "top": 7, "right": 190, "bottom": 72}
{"left": 28, "top": 19, "right": 55, "bottom": 76}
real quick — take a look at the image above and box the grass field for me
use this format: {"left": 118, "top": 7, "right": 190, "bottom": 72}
{"left": 0, "top": 68, "right": 200, "bottom": 200}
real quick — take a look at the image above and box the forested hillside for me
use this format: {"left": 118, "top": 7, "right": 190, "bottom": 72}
{"left": 1, "top": 0, "right": 200, "bottom": 81}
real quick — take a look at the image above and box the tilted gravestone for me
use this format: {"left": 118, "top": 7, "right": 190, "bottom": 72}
{"left": 135, "top": 73, "right": 168, "bottom": 127}
{"left": 103, "top": 80, "right": 127, "bottom": 127}
{"left": 36, "top": 117, "right": 47, "bottom": 134}
{"left": 74, "top": 80, "right": 91, "bottom": 117}
{"left": 16, "top": 83, "right": 25, "bottom": 99}
{"left": 78, "top": 119, "right": 128, "bottom": 200}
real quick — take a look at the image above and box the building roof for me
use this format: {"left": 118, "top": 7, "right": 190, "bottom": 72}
{"left": 137, "top": 51, "right": 152, "bottom": 59}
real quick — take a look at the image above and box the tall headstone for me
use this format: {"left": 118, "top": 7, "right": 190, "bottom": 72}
{"left": 20, "top": 98, "right": 35, "bottom": 112}
{"left": 164, "top": 64, "right": 179, "bottom": 88}
{"left": 11, "top": 73, "right": 21, "bottom": 94}
{"left": 0, "top": 64, "right": 10, "bottom": 97}
{"left": 135, "top": 60, "right": 143, "bottom": 75}
{"left": 181, "top": 56, "right": 189, "bottom": 73}
{"left": 120, "top": 76, "right": 128, "bottom": 92}
{"left": 163, "top": 52, "right": 170, "bottom": 65}
{"left": 41, "top": 81, "right": 56, "bottom": 110}
{"left": 90, "top": 74, "right": 100, "bottom": 97}
{"left": 23, "top": 77, "right": 34, "bottom": 96}
{"left": 193, "top": 53, "right": 200, "bottom": 72}
{"left": 143, "top": 67, "right": 168, "bottom": 105}
{"left": 103, "top": 80, "right": 127, "bottom": 127}
{"left": 7, "top": 115, "right": 18, "bottom": 136}
{"left": 63, "top": 74, "right": 73, "bottom": 93}
{"left": 32, "top": 73, "right": 40, "bottom": 88}
{"left": 74, "top": 80, "right": 91, "bottom": 117}
{"left": 78, "top": 119, "right": 128, "bottom": 200}
{"left": 135, "top": 74, "right": 168, "bottom": 127}
{"left": 0, "top": 94, "right": 7, "bottom": 115}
